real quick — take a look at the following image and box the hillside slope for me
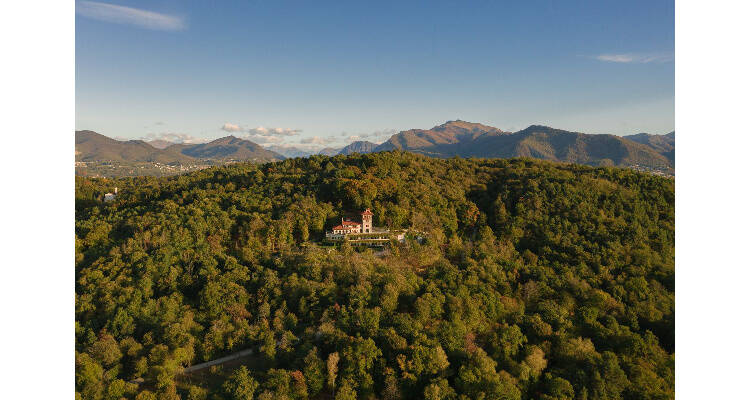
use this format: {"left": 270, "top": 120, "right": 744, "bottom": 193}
{"left": 374, "top": 122, "right": 672, "bottom": 170}
{"left": 75, "top": 130, "right": 194, "bottom": 163}
{"left": 463, "top": 126, "right": 672, "bottom": 167}
{"left": 169, "top": 136, "right": 285, "bottom": 162}
{"left": 624, "top": 131, "right": 675, "bottom": 163}
{"left": 375, "top": 120, "right": 507, "bottom": 151}
{"left": 318, "top": 147, "right": 341, "bottom": 156}
{"left": 337, "top": 140, "right": 378, "bottom": 155}
{"left": 75, "top": 153, "right": 674, "bottom": 400}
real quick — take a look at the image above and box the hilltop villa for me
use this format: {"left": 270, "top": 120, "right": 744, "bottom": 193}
{"left": 326, "top": 209, "right": 405, "bottom": 245}
{"left": 330, "top": 208, "right": 374, "bottom": 234}
{"left": 104, "top": 187, "right": 118, "bottom": 202}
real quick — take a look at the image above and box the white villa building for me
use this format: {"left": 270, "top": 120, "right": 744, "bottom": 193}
{"left": 326, "top": 209, "right": 405, "bottom": 245}
{"left": 330, "top": 208, "right": 373, "bottom": 235}
{"left": 104, "top": 187, "right": 118, "bottom": 202}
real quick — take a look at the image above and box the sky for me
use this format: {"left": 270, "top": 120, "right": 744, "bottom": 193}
{"left": 75, "top": 0, "right": 675, "bottom": 150}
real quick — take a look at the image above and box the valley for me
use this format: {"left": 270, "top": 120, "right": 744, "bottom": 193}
{"left": 76, "top": 121, "right": 675, "bottom": 178}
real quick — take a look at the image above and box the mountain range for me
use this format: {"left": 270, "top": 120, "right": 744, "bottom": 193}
{"left": 165, "top": 136, "right": 283, "bottom": 162}
{"left": 76, "top": 121, "right": 674, "bottom": 171}
{"left": 317, "top": 147, "right": 341, "bottom": 156}
{"left": 76, "top": 131, "right": 284, "bottom": 163}
{"left": 375, "top": 120, "right": 507, "bottom": 151}
{"left": 372, "top": 121, "right": 673, "bottom": 170}
{"left": 623, "top": 131, "right": 675, "bottom": 163}
{"left": 75, "top": 130, "right": 195, "bottom": 163}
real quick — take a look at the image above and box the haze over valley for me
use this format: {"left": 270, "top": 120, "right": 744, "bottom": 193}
{"left": 76, "top": 120, "right": 674, "bottom": 177}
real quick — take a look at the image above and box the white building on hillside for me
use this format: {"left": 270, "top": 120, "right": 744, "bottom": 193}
{"left": 330, "top": 209, "right": 374, "bottom": 235}
{"left": 104, "top": 187, "right": 118, "bottom": 202}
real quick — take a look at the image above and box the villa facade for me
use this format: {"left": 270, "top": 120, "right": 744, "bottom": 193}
{"left": 330, "top": 208, "right": 374, "bottom": 235}
{"left": 326, "top": 209, "right": 405, "bottom": 245}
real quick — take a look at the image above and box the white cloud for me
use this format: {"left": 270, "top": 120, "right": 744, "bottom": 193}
{"left": 141, "top": 132, "right": 208, "bottom": 144}
{"left": 221, "top": 123, "right": 243, "bottom": 132}
{"left": 244, "top": 134, "right": 285, "bottom": 144}
{"left": 247, "top": 126, "right": 302, "bottom": 136}
{"left": 594, "top": 52, "right": 673, "bottom": 64}
{"left": 222, "top": 123, "right": 301, "bottom": 136}
{"left": 76, "top": 1, "right": 186, "bottom": 31}
{"left": 300, "top": 136, "right": 336, "bottom": 145}
{"left": 261, "top": 143, "right": 298, "bottom": 149}
{"left": 337, "top": 129, "right": 396, "bottom": 144}
{"left": 366, "top": 129, "right": 396, "bottom": 143}
{"left": 267, "top": 142, "right": 332, "bottom": 152}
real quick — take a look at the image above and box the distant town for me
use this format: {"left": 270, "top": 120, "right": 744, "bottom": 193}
{"left": 76, "top": 159, "right": 674, "bottom": 179}
{"left": 75, "top": 161, "right": 217, "bottom": 178}
{"left": 627, "top": 164, "right": 674, "bottom": 178}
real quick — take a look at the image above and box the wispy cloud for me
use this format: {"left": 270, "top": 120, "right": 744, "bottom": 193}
{"left": 337, "top": 128, "right": 396, "bottom": 144}
{"left": 247, "top": 126, "right": 302, "bottom": 136}
{"left": 76, "top": 1, "right": 186, "bottom": 31}
{"left": 300, "top": 136, "right": 336, "bottom": 145}
{"left": 244, "top": 134, "right": 285, "bottom": 144}
{"left": 221, "top": 123, "right": 302, "bottom": 137}
{"left": 261, "top": 142, "right": 333, "bottom": 152}
{"left": 594, "top": 52, "right": 673, "bottom": 64}
{"left": 140, "top": 132, "right": 208, "bottom": 144}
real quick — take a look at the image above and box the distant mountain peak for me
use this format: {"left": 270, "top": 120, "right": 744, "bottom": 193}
{"left": 519, "top": 125, "right": 557, "bottom": 133}
{"left": 435, "top": 120, "right": 505, "bottom": 132}
{"left": 374, "top": 119, "right": 508, "bottom": 152}
{"left": 318, "top": 147, "right": 341, "bottom": 156}
{"left": 338, "top": 141, "right": 378, "bottom": 155}
{"left": 210, "top": 135, "right": 242, "bottom": 145}
{"left": 75, "top": 130, "right": 283, "bottom": 163}
{"left": 147, "top": 139, "right": 175, "bottom": 149}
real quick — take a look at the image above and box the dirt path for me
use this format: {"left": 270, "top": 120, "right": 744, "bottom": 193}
{"left": 181, "top": 348, "right": 255, "bottom": 374}
{"left": 128, "top": 348, "right": 256, "bottom": 386}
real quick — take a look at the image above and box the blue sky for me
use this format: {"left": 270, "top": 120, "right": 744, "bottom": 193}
{"left": 75, "top": 0, "right": 674, "bottom": 149}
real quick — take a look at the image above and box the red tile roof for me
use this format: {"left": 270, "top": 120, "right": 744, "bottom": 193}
{"left": 360, "top": 208, "right": 374, "bottom": 216}
{"left": 333, "top": 219, "right": 361, "bottom": 230}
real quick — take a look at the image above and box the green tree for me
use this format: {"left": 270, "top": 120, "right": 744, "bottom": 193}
{"left": 302, "top": 348, "right": 326, "bottom": 396}
{"left": 223, "top": 366, "right": 259, "bottom": 400}
{"left": 456, "top": 348, "right": 521, "bottom": 400}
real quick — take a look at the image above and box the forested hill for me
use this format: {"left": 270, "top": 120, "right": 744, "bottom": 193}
{"left": 75, "top": 152, "right": 674, "bottom": 400}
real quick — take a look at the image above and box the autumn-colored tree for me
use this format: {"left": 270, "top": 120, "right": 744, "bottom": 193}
{"left": 327, "top": 352, "right": 339, "bottom": 397}
{"left": 75, "top": 153, "right": 674, "bottom": 399}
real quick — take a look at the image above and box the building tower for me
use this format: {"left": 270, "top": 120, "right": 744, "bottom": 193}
{"left": 360, "top": 208, "right": 373, "bottom": 233}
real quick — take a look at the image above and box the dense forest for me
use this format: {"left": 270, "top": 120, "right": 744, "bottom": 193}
{"left": 75, "top": 151, "right": 674, "bottom": 400}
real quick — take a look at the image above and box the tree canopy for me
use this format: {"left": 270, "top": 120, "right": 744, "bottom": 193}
{"left": 76, "top": 152, "right": 674, "bottom": 399}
